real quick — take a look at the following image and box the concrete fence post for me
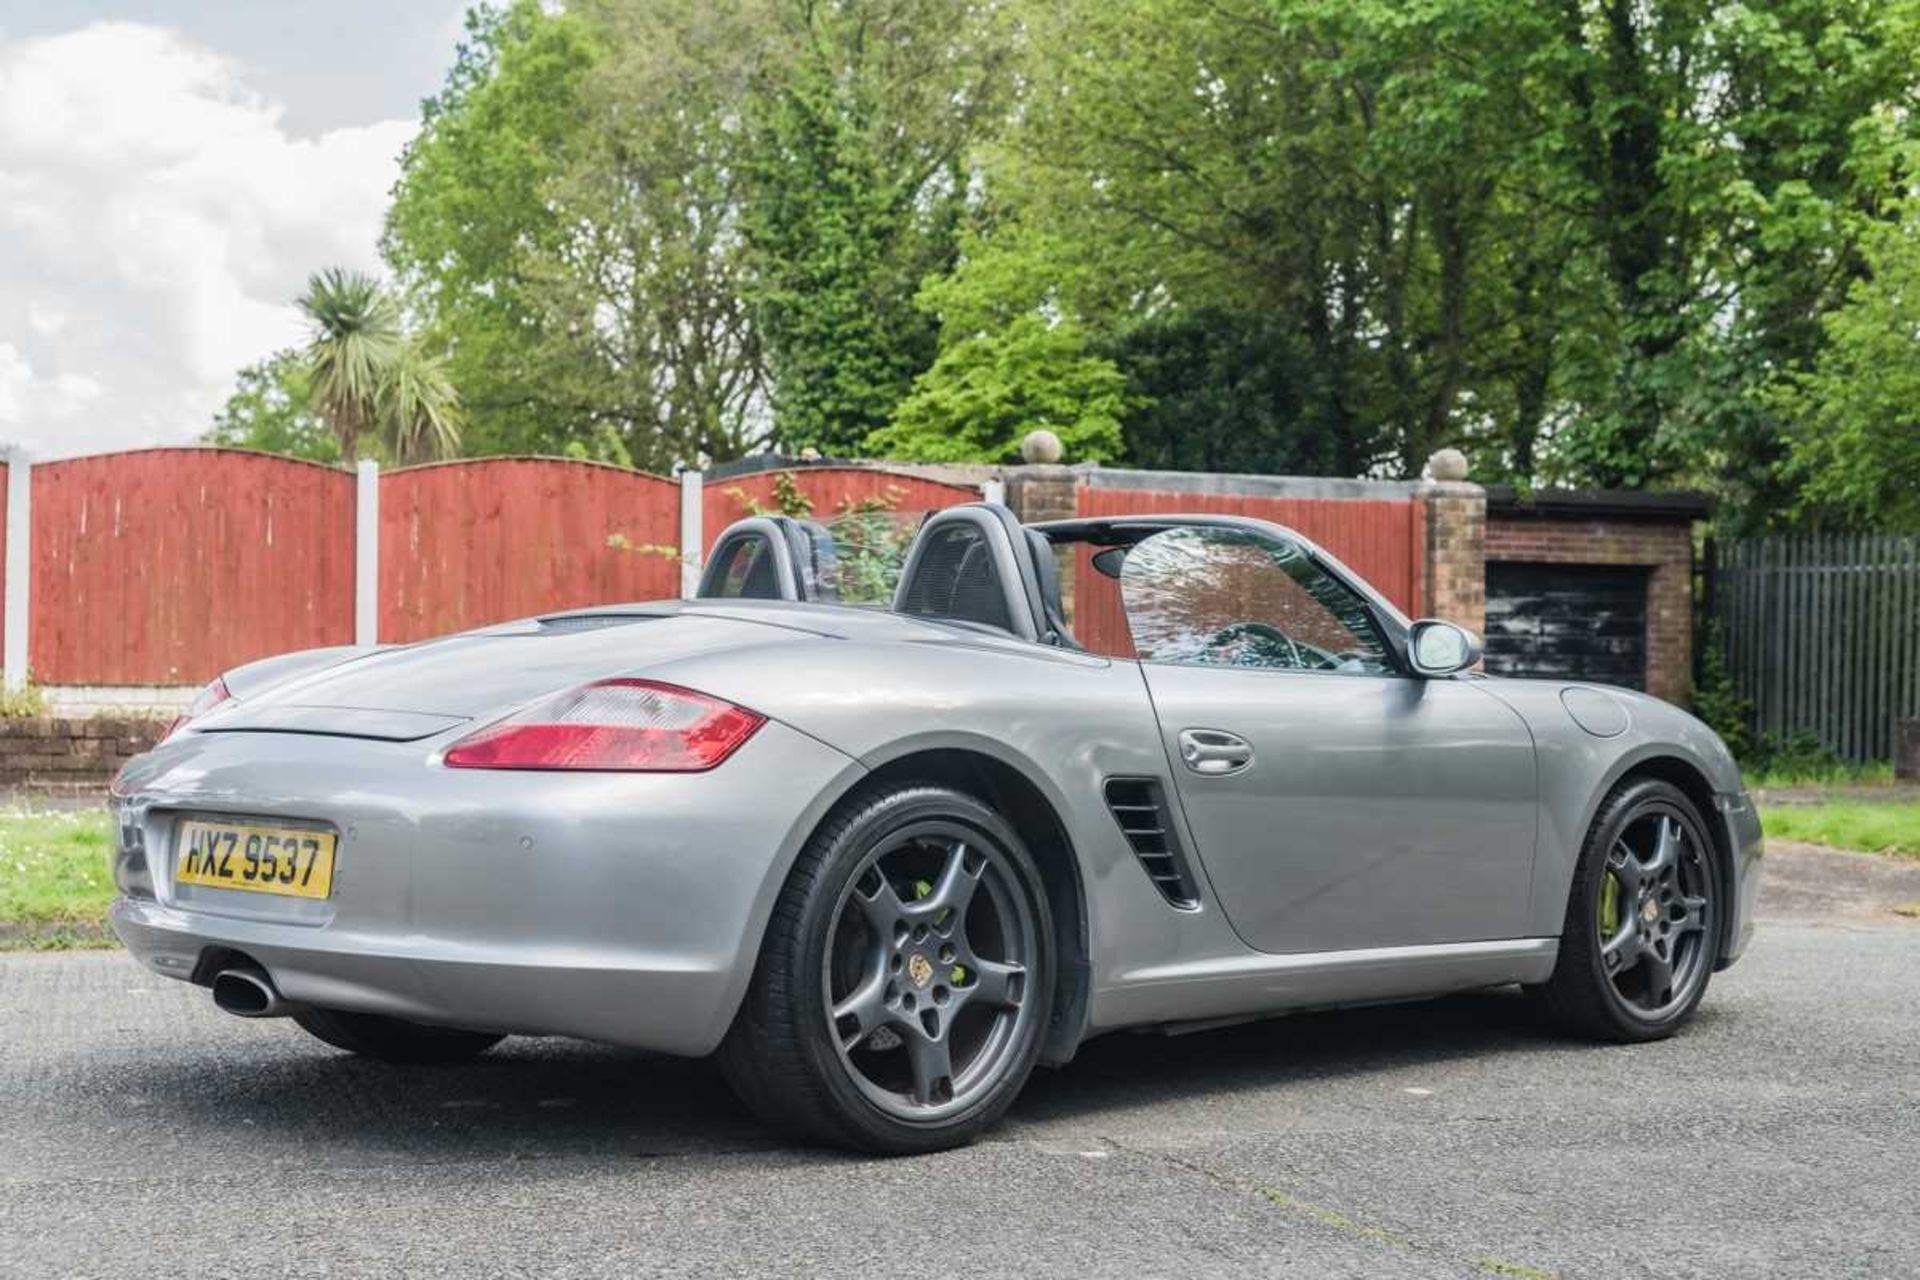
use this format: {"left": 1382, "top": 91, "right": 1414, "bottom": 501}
{"left": 355, "top": 458, "right": 379, "bottom": 647}
{"left": 679, "top": 470, "right": 704, "bottom": 599}
{"left": 4, "top": 450, "right": 30, "bottom": 690}
{"left": 979, "top": 476, "right": 1007, "bottom": 506}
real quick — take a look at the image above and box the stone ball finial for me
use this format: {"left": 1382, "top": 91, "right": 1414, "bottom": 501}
{"left": 1020, "top": 429, "right": 1064, "bottom": 465}
{"left": 1426, "top": 447, "right": 1469, "bottom": 482}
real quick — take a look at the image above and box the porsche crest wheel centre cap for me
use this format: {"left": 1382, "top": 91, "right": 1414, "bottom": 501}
{"left": 907, "top": 953, "right": 934, "bottom": 989}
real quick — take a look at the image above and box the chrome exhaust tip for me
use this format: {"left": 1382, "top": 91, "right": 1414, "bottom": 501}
{"left": 210, "top": 966, "right": 288, "bottom": 1018}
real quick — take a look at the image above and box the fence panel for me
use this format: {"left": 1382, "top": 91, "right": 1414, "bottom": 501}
{"left": 31, "top": 449, "right": 354, "bottom": 685}
{"left": 1072, "top": 483, "right": 1423, "bottom": 657}
{"left": 380, "top": 458, "right": 681, "bottom": 644}
{"left": 1714, "top": 534, "right": 1920, "bottom": 761}
{"left": 703, "top": 466, "right": 978, "bottom": 535}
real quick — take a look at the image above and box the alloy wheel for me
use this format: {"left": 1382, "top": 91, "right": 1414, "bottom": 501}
{"left": 820, "top": 819, "right": 1041, "bottom": 1123}
{"left": 1596, "top": 806, "right": 1715, "bottom": 1019}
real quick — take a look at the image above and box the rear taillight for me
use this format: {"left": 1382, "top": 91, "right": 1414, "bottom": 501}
{"left": 442, "top": 679, "right": 765, "bottom": 772}
{"left": 164, "top": 676, "right": 232, "bottom": 739}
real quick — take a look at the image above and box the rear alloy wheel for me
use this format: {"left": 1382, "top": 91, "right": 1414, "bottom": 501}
{"left": 721, "top": 785, "right": 1053, "bottom": 1154}
{"left": 291, "top": 1006, "right": 504, "bottom": 1064}
{"left": 1537, "top": 778, "right": 1721, "bottom": 1042}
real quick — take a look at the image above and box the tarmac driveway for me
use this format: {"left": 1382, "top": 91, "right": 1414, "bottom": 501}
{"left": 2, "top": 844, "right": 1915, "bottom": 1279}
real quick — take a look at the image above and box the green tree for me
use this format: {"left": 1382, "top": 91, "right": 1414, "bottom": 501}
{"left": 872, "top": 314, "right": 1127, "bottom": 463}
{"left": 296, "top": 268, "right": 463, "bottom": 464}
{"left": 383, "top": 2, "right": 602, "bottom": 457}
{"left": 1542, "top": 0, "right": 1920, "bottom": 498}
{"left": 526, "top": 0, "right": 770, "bottom": 468}
{"left": 369, "top": 0, "right": 1920, "bottom": 521}
{"left": 299, "top": 268, "right": 403, "bottom": 463}
{"left": 927, "top": 0, "right": 1580, "bottom": 478}
{"left": 382, "top": 345, "right": 465, "bottom": 465}
{"left": 1773, "top": 149, "right": 1920, "bottom": 531}
{"left": 1114, "top": 309, "right": 1345, "bottom": 476}
{"left": 387, "top": 0, "right": 769, "bottom": 470}
{"left": 743, "top": 0, "right": 1014, "bottom": 456}
{"left": 205, "top": 350, "right": 339, "bottom": 464}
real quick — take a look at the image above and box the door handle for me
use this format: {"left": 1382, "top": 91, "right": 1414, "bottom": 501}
{"left": 1178, "top": 729, "right": 1254, "bottom": 776}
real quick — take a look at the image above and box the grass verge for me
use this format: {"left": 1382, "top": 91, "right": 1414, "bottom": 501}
{"left": 1744, "top": 759, "right": 1895, "bottom": 790}
{"left": 1761, "top": 800, "right": 1920, "bottom": 859}
{"left": 0, "top": 809, "right": 115, "bottom": 949}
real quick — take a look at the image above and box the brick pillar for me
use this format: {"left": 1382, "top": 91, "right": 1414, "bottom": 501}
{"left": 1422, "top": 481, "right": 1486, "bottom": 637}
{"left": 1004, "top": 465, "right": 1079, "bottom": 625}
{"left": 1004, "top": 465, "right": 1078, "bottom": 524}
{"left": 1643, "top": 560, "right": 1693, "bottom": 704}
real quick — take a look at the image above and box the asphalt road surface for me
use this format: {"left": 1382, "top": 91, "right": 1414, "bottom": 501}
{"left": 4, "top": 847, "right": 1916, "bottom": 1279}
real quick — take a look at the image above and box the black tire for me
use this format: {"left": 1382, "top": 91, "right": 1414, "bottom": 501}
{"left": 1535, "top": 777, "right": 1723, "bottom": 1042}
{"left": 291, "top": 1006, "right": 504, "bottom": 1064}
{"left": 720, "top": 784, "right": 1055, "bottom": 1155}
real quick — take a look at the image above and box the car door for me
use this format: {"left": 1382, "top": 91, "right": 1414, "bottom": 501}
{"left": 1120, "top": 523, "right": 1538, "bottom": 955}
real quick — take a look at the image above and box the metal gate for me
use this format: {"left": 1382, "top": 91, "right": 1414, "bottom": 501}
{"left": 1712, "top": 535, "right": 1920, "bottom": 761}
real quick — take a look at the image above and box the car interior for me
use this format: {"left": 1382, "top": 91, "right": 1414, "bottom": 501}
{"left": 696, "top": 502, "right": 1398, "bottom": 673}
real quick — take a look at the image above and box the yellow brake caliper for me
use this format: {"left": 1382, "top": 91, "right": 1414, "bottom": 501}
{"left": 1600, "top": 872, "right": 1621, "bottom": 936}
{"left": 913, "top": 878, "right": 967, "bottom": 985}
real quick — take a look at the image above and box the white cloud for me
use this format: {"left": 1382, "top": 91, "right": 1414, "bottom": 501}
{"left": 0, "top": 21, "right": 412, "bottom": 456}
{"left": 25, "top": 301, "right": 64, "bottom": 336}
{"left": 0, "top": 343, "right": 30, "bottom": 423}
{"left": 0, "top": 341, "right": 100, "bottom": 426}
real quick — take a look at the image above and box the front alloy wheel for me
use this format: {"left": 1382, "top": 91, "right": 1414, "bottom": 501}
{"left": 1595, "top": 810, "right": 1713, "bottom": 1018}
{"left": 1537, "top": 777, "right": 1721, "bottom": 1041}
{"left": 721, "top": 784, "right": 1054, "bottom": 1154}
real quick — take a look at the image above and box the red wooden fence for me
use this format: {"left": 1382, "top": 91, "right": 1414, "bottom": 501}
{"left": 704, "top": 466, "right": 977, "bottom": 535}
{"left": 1071, "top": 484, "right": 1424, "bottom": 658}
{"left": 380, "top": 458, "right": 681, "bottom": 644}
{"left": 17, "top": 450, "right": 1427, "bottom": 686}
{"left": 30, "top": 449, "right": 354, "bottom": 685}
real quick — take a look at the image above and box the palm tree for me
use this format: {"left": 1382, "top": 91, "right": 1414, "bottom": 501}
{"left": 298, "top": 268, "right": 401, "bottom": 463}
{"left": 381, "top": 345, "right": 464, "bottom": 464}
{"left": 297, "top": 268, "right": 462, "bottom": 463}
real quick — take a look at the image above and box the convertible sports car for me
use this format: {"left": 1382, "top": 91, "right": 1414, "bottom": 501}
{"left": 109, "top": 503, "right": 1761, "bottom": 1154}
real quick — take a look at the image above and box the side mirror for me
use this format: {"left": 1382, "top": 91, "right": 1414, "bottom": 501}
{"left": 1407, "top": 619, "right": 1483, "bottom": 677}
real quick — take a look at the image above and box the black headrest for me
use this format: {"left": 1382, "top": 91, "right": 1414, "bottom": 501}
{"left": 896, "top": 521, "right": 1013, "bottom": 632}
{"left": 1024, "top": 528, "right": 1077, "bottom": 648}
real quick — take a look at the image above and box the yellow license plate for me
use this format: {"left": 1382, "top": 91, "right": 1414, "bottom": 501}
{"left": 175, "top": 819, "right": 337, "bottom": 900}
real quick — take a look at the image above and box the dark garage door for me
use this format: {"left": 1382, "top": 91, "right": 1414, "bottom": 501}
{"left": 1484, "top": 563, "right": 1649, "bottom": 690}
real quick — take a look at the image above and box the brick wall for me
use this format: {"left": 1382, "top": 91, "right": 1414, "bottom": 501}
{"left": 0, "top": 717, "right": 167, "bottom": 788}
{"left": 1485, "top": 513, "right": 1695, "bottom": 703}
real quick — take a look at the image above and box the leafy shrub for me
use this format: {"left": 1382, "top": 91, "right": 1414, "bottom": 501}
{"left": 1690, "top": 621, "right": 1754, "bottom": 761}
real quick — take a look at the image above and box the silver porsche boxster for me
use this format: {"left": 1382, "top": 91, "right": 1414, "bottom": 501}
{"left": 109, "top": 503, "right": 1760, "bottom": 1154}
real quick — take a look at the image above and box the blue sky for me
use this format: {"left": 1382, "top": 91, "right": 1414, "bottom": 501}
{"left": 0, "top": 2, "right": 470, "bottom": 456}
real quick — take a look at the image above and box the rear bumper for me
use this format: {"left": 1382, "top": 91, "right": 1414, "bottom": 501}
{"left": 111, "top": 897, "right": 746, "bottom": 1052}
{"left": 108, "top": 720, "right": 864, "bottom": 1055}
{"left": 1717, "top": 793, "right": 1764, "bottom": 969}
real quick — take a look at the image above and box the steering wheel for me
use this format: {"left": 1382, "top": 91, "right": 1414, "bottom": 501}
{"left": 1200, "top": 621, "right": 1306, "bottom": 669}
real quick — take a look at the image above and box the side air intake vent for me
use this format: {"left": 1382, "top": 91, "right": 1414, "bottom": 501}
{"left": 1103, "top": 778, "right": 1201, "bottom": 910}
